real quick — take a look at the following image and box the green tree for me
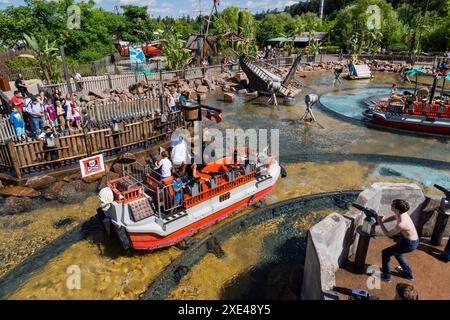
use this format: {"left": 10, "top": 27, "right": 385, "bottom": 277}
{"left": 332, "top": 0, "right": 401, "bottom": 53}
{"left": 155, "top": 27, "right": 191, "bottom": 70}
{"left": 19, "top": 34, "right": 61, "bottom": 83}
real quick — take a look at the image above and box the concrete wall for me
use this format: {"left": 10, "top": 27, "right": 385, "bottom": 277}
{"left": 356, "top": 183, "right": 449, "bottom": 237}
{"left": 301, "top": 183, "right": 449, "bottom": 300}
{"left": 301, "top": 212, "right": 360, "bottom": 300}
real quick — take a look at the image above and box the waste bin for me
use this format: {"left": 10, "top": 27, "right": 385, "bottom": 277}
{"left": 0, "top": 76, "right": 11, "bottom": 92}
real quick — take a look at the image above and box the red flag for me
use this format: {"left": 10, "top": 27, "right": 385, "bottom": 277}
{"left": 204, "top": 110, "right": 222, "bottom": 123}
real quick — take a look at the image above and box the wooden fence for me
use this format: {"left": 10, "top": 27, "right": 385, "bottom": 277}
{"left": 2, "top": 111, "right": 184, "bottom": 178}
{"left": 39, "top": 63, "right": 240, "bottom": 95}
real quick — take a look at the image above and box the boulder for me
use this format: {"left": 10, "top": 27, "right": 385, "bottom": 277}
{"left": 62, "top": 172, "right": 82, "bottom": 182}
{"left": 89, "top": 90, "right": 108, "bottom": 99}
{"left": 57, "top": 179, "right": 97, "bottom": 204}
{"left": 97, "top": 172, "right": 120, "bottom": 190}
{"left": 246, "top": 91, "right": 258, "bottom": 98}
{"left": 111, "top": 163, "right": 124, "bottom": 175}
{"left": 0, "top": 186, "right": 41, "bottom": 197}
{"left": 223, "top": 93, "right": 235, "bottom": 102}
{"left": 195, "top": 85, "right": 209, "bottom": 94}
{"left": 0, "top": 196, "right": 33, "bottom": 215}
{"left": 82, "top": 172, "right": 105, "bottom": 183}
{"left": 43, "top": 181, "right": 66, "bottom": 201}
{"left": 25, "top": 175, "right": 57, "bottom": 190}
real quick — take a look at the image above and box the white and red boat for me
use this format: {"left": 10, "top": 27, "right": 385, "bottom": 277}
{"left": 98, "top": 153, "right": 283, "bottom": 250}
{"left": 369, "top": 99, "right": 450, "bottom": 134}
{"left": 365, "top": 60, "right": 450, "bottom": 135}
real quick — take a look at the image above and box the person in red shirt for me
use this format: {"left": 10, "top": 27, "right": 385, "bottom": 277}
{"left": 11, "top": 91, "right": 24, "bottom": 112}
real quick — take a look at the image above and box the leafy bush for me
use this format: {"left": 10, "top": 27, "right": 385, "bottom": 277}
{"left": 5, "top": 55, "right": 38, "bottom": 69}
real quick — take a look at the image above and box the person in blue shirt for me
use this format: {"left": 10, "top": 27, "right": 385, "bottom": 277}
{"left": 171, "top": 173, "right": 184, "bottom": 207}
{"left": 9, "top": 106, "right": 27, "bottom": 141}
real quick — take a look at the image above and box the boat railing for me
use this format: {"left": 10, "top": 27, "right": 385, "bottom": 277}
{"left": 158, "top": 183, "right": 185, "bottom": 213}
{"left": 108, "top": 176, "right": 145, "bottom": 204}
{"left": 184, "top": 170, "right": 256, "bottom": 208}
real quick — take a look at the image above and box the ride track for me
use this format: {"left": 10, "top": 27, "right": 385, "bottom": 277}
{"left": 0, "top": 151, "right": 449, "bottom": 299}
{"left": 317, "top": 87, "right": 450, "bottom": 139}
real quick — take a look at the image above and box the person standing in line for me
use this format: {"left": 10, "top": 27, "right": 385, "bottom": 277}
{"left": 27, "top": 95, "right": 44, "bottom": 137}
{"left": 9, "top": 106, "right": 27, "bottom": 141}
{"left": 15, "top": 74, "right": 29, "bottom": 97}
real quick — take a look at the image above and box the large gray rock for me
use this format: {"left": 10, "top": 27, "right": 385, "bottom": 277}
{"left": 223, "top": 92, "right": 235, "bottom": 102}
{"left": 57, "top": 179, "right": 97, "bottom": 204}
{"left": 25, "top": 175, "right": 57, "bottom": 190}
{"left": 0, "top": 196, "right": 33, "bottom": 215}
{"left": 301, "top": 212, "right": 354, "bottom": 300}
{"left": 43, "top": 181, "right": 66, "bottom": 201}
{"left": 0, "top": 186, "right": 41, "bottom": 198}
{"left": 355, "top": 183, "right": 426, "bottom": 235}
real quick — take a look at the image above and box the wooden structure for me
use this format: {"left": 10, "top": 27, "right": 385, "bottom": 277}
{"left": 0, "top": 95, "right": 185, "bottom": 179}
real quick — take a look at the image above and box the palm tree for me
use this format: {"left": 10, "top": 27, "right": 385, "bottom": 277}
{"left": 155, "top": 27, "right": 192, "bottom": 70}
{"left": 19, "top": 34, "right": 61, "bottom": 84}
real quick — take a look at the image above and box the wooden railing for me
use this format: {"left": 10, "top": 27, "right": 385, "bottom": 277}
{"left": 1, "top": 111, "right": 184, "bottom": 178}
{"left": 38, "top": 62, "right": 245, "bottom": 95}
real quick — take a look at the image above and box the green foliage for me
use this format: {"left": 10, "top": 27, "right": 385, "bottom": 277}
{"left": 5, "top": 56, "right": 39, "bottom": 69}
{"left": 155, "top": 26, "right": 192, "bottom": 70}
{"left": 212, "top": 6, "right": 257, "bottom": 56}
{"left": 20, "top": 33, "right": 62, "bottom": 83}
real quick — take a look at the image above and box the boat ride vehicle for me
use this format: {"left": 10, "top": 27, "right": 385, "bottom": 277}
{"left": 363, "top": 59, "right": 450, "bottom": 135}
{"left": 98, "top": 151, "right": 283, "bottom": 250}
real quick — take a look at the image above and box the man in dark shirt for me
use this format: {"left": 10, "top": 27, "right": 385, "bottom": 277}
{"left": 15, "top": 74, "right": 29, "bottom": 97}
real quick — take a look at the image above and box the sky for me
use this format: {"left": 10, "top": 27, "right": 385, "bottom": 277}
{"left": 0, "top": 0, "right": 302, "bottom": 17}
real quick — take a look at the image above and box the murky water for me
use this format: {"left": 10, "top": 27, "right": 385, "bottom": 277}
{"left": 1, "top": 71, "right": 449, "bottom": 299}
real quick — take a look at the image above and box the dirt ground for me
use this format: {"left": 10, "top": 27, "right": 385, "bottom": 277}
{"left": 335, "top": 237, "right": 450, "bottom": 300}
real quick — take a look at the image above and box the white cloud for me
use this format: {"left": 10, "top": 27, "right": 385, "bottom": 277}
{"left": 244, "top": 0, "right": 296, "bottom": 11}
{"left": 118, "top": 0, "right": 155, "bottom": 5}
{"left": 149, "top": 2, "right": 174, "bottom": 14}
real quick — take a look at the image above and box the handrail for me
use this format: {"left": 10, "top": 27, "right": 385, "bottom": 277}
{"left": 184, "top": 171, "right": 256, "bottom": 208}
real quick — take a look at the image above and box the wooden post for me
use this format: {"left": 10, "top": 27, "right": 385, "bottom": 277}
{"left": 82, "top": 128, "right": 92, "bottom": 156}
{"left": 143, "top": 118, "right": 150, "bottom": 150}
{"left": 6, "top": 139, "right": 22, "bottom": 179}
{"left": 107, "top": 74, "right": 113, "bottom": 90}
{"left": 60, "top": 46, "right": 73, "bottom": 96}
{"left": 159, "top": 70, "right": 164, "bottom": 90}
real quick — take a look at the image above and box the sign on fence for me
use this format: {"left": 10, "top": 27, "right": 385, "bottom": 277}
{"left": 79, "top": 154, "right": 105, "bottom": 178}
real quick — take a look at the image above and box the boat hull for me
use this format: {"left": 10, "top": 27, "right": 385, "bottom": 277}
{"left": 118, "top": 185, "right": 274, "bottom": 250}
{"left": 372, "top": 113, "right": 450, "bottom": 135}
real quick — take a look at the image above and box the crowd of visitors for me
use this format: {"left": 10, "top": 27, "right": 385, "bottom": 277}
{"left": 8, "top": 88, "right": 90, "bottom": 142}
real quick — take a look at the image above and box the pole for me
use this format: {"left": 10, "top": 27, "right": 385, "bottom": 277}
{"left": 319, "top": 0, "right": 324, "bottom": 19}
{"left": 60, "top": 46, "right": 73, "bottom": 96}
{"left": 354, "top": 226, "right": 372, "bottom": 274}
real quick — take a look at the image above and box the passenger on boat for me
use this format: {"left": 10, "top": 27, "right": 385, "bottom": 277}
{"left": 348, "top": 63, "right": 356, "bottom": 77}
{"left": 155, "top": 151, "right": 172, "bottom": 179}
{"left": 421, "top": 98, "right": 428, "bottom": 113}
{"left": 171, "top": 136, "right": 189, "bottom": 173}
{"left": 171, "top": 173, "right": 184, "bottom": 207}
